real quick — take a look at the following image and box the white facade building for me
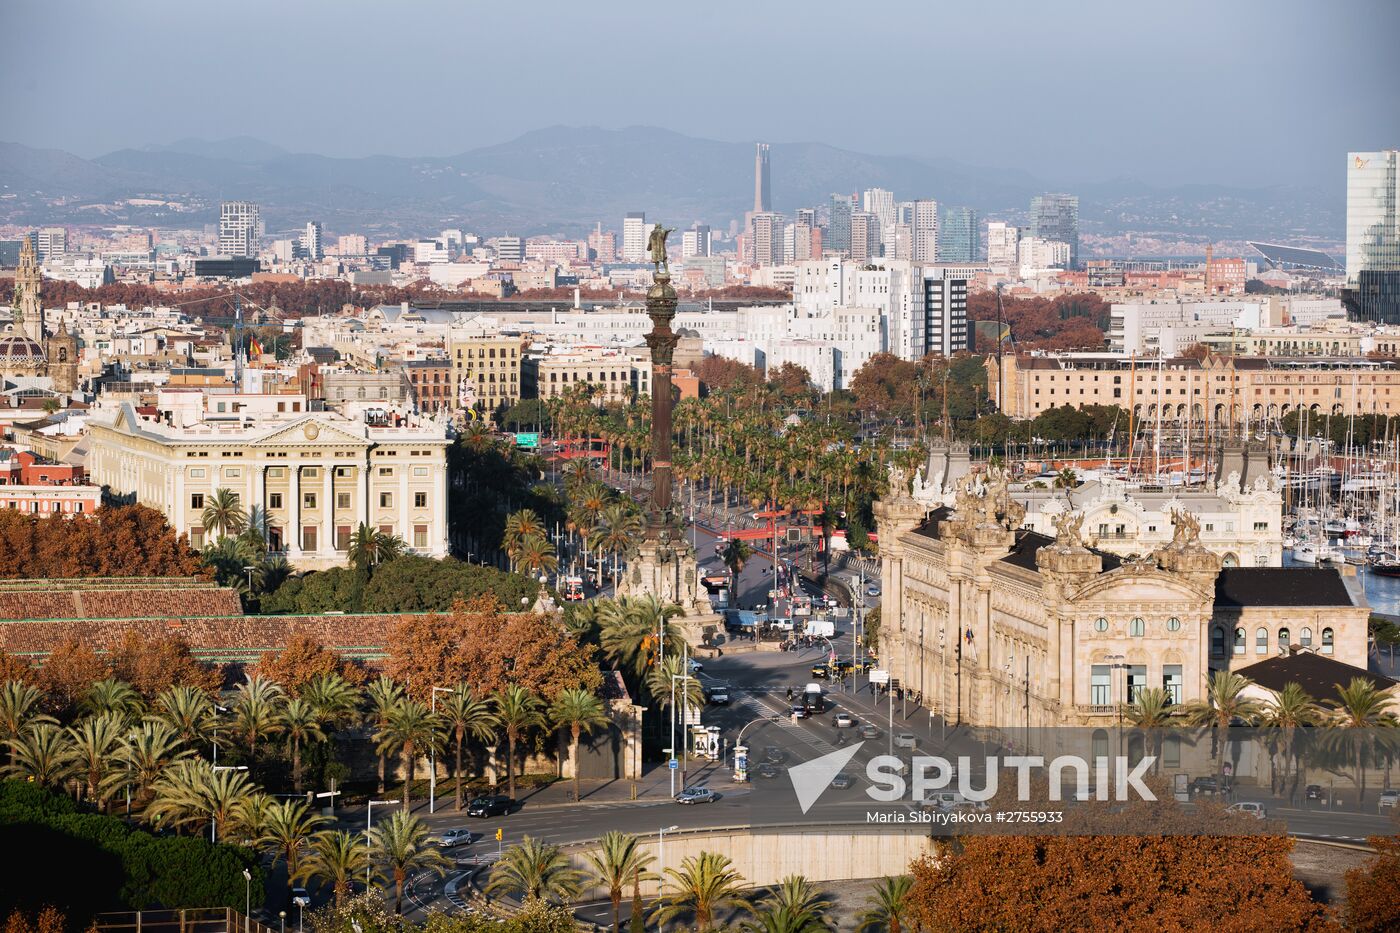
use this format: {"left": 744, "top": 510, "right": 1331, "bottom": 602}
{"left": 912, "top": 199, "right": 939, "bottom": 263}
{"left": 987, "top": 221, "right": 1019, "bottom": 270}
{"left": 218, "top": 202, "right": 261, "bottom": 258}
{"left": 622, "top": 213, "right": 651, "bottom": 263}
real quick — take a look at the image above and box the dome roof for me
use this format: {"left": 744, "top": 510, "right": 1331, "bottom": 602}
{"left": 0, "top": 333, "right": 45, "bottom": 364}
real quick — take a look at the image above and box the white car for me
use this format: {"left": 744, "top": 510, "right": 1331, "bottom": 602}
{"left": 894, "top": 732, "right": 917, "bottom": 749}
{"left": 1226, "top": 801, "right": 1267, "bottom": 820}
{"left": 431, "top": 828, "right": 473, "bottom": 848}
{"left": 1379, "top": 789, "right": 1400, "bottom": 812}
{"left": 832, "top": 712, "right": 857, "bottom": 728}
{"left": 687, "top": 658, "right": 703, "bottom": 674}
{"left": 291, "top": 887, "right": 311, "bottom": 908}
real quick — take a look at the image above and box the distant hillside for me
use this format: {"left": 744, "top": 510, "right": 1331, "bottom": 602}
{"left": 0, "top": 126, "right": 1341, "bottom": 242}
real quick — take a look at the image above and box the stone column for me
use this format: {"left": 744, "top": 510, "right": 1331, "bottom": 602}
{"left": 321, "top": 462, "right": 335, "bottom": 559}
{"left": 358, "top": 459, "right": 370, "bottom": 532}
{"left": 398, "top": 461, "right": 410, "bottom": 545}
{"left": 172, "top": 465, "right": 186, "bottom": 536}
{"left": 252, "top": 463, "right": 265, "bottom": 536}
{"left": 433, "top": 460, "right": 448, "bottom": 556}
{"left": 288, "top": 462, "right": 302, "bottom": 557}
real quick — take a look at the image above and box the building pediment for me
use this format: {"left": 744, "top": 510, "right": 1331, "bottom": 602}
{"left": 251, "top": 416, "right": 367, "bottom": 449}
{"left": 1070, "top": 567, "right": 1212, "bottom": 605}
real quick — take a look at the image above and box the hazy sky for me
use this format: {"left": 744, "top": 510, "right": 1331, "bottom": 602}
{"left": 3, "top": 0, "right": 1396, "bottom": 190}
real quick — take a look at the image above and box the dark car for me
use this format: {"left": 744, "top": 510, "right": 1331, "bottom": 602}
{"left": 1189, "top": 777, "right": 1220, "bottom": 796}
{"left": 811, "top": 663, "right": 831, "bottom": 680}
{"left": 790, "top": 704, "right": 809, "bottom": 719}
{"left": 1305, "top": 784, "right": 1325, "bottom": 802}
{"left": 830, "top": 772, "right": 855, "bottom": 789}
{"left": 833, "top": 660, "right": 855, "bottom": 676}
{"left": 756, "top": 762, "right": 781, "bottom": 779}
{"left": 763, "top": 746, "right": 785, "bottom": 764}
{"left": 467, "top": 794, "right": 513, "bottom": 817}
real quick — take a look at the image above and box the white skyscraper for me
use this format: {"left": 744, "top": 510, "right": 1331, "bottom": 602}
{"left": 681, "top": 224, "right": 712, "bottom": 258}
{"left": 912, "top": 199, "right": 939, "bottom": 263}
{"left": 863, "top": 188, "right": 896, "bottom": 232}
{"left": 302, "top": 221, "right": 323, "bottom": 260}
{"left": 218, "top": 201, "right": 262, "bottom": 258}
{"left": 986, "top": 222, "right": 1020, "bottom": 270}
{"left": 622, "top": 212, "right": 651, "bottom": 263}
{"left": 36, "top": 227, "right": 67, "bottom": 261}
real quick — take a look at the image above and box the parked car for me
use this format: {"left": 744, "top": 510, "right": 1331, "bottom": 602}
{"left": 1226, "top": 801, "right": 1267, "bottom": 820}
{"left": 675, "top": 786, "right": 718, "bottom": 805}
{"left": 894, "top": 732, "right": 917, "bottom": 749}
{"left": 830, "top": 772, "right": 855, "bottom": 789}
{"left": 687, "top": 658, "right": 703, "bottom": 674}
{"left": 764, "top": 746, "right": 785, "bottom": 763}
{"left": 1189, "top": 776, "right": 1220, "bottom": 796}
{"left": 431, "top": 828, "right": 473, "bottom": 848}
{"left": 1379, "top": 789, "right": 1400, "bottom": 812}
{"left": 832, "top": 712, "right": 857, "bottom": 728}
{"left": 859, "top": 724, "right": 881, "bottom": 740}
{"left": 1305, "top": 784, "right": 1324, "bottom": 802}
{"left": 467, "top": 795, "right": 514, "bottom": 817}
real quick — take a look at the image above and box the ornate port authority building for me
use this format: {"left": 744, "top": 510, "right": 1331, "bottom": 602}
{"left": 875, "top": 466, "right": 1368, "bottom": 731}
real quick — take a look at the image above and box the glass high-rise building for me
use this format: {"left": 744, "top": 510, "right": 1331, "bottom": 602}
{"left": 828, "top": 194, "right": 856, "bottom": 254}
{"left": 1345, "top": 150, "right": 1400, "bottom": 323}
{"left": 1030, "top": 193, "right": 1079, "bottom": 269}
{"left": 938, "top": 206, "right": 979, "bottom": 263}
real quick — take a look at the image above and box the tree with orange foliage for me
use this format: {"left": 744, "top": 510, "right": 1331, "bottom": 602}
{"left": 1344, "top": 831, "right": 1400, "bottom": 932}
{"left": 0, "top": 505, "right": 203, "bottom": 580}
{"left": 36, "top": 638, "right": 107, "bottom": 715}
{"left": 693, "top": 355, "right": 762, "bottom": 392}
{"left": 0, "top": 906, "right": 69, "bottom": 933}
{"left": 253, "top": 633, "right": 366, "bottom": 693}
{"left": 384, "top": 596, "right": 602, "bottom": 703}
{"left": 907, "top": 830, "right": 1328, "bottom": 932}
{"left": 0, "top": 651, "right": 34, "bottom": 683}
{"left": 106, "top": 630, "right": 221, "bottom": 699}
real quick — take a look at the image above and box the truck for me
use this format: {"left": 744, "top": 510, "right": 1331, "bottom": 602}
{"left": 803, "top": 617, "right": 835, "bottom": 639}
{"left": 802, "top": 682, "right": 825, "bottom": 714}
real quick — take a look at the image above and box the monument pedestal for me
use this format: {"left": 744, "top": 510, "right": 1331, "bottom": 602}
{"left": 623, "top": 533, "right": 721, "bottom": 648}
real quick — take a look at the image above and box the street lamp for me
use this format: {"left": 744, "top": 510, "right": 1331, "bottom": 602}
{"left": 211, "top": 704, "right": 230, "bottom": 766}
{"left": 658, "top": 825, "right": 679, "bottom": 894}
{"left": 242, "top": 868, "right": 252, "bottom": 933}
{"left": 243, "top": 565, "right": 257, "bottom": 594}
{"left": 279, "top": 912, "right": 285, "bottom": 933}
{"left": 366, "top": 798, "right": 400, "bottom": 885}
{"left": 210, "top": 766, "right": 248, "bottom": 842}
{"left": 429, "top": 686, "right": 453, "bottom": 814}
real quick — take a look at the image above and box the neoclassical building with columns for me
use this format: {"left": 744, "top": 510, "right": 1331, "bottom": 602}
{"left": 875, "top": 466, "right": 1369, "bottom": 733}
{"left": 88, "top": 403, "right": 449, "bottom": 568}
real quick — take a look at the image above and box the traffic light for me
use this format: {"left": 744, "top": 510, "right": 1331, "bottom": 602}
{"left": 495, "top": 828, "right": 503, "bottom": 842}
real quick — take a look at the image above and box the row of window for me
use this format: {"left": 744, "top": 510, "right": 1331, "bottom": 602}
{"left": 1090, "top": 664, "right": 1184, "bottom": 705}
{"left": 1092, "top": 616, "right": 1183, "bottom": 635}
{"left": 2, "top": 499, "right": 87, "bottom": 513}
{"left": 189, "top": 523, "right": 432, "bottom": 551}
{"left": 191, "top": 491, "right": 431, "bottom": 511}
{"left": 1210, "top": 625, "right": 1333, "bottom": 656}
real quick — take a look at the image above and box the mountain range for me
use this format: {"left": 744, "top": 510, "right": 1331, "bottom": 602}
{"left": 0, "top": 126, "right": 1341, "bottom": 245}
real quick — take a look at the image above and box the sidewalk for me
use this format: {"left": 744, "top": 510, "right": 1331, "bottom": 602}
{"left": 508, "top": 759, "right": 737, "bottom": 810}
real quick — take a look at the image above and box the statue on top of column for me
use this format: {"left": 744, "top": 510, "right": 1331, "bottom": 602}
{"left": 648, "top": 225, "right": 673, "bottom": 273}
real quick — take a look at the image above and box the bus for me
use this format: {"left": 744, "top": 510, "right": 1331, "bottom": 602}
{"left": 563, "top": 576, "right": 585, "bottom": 601}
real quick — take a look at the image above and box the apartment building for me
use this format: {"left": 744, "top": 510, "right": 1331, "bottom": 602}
{"left": 523, "top": 347, "right": 650, "bottom": 403}
{"left": 447, "top": 332, "right": 528, "bottom": 411}
{"left": 403, "top": 359, "right": 454, "bottom": 413}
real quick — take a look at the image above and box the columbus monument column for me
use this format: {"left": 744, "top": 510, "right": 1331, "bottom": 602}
{"left": 621, "top": 224, "right": 719, "bottom": 643}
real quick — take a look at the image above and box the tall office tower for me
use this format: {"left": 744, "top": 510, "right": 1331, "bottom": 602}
{"left": 793, "top": 212, "right": 818, "bottom": 262}
{"left": 939, "top": 207, "right": 979, "bottom": 262}
{"left": 35, "top": 227, "right": 67, "bottom": 261}
{"left": 302, "top": 221, "right": 323, "bottom": 260}
{"left": 828, "top": 194, "right": 856, "bottom": 254}
{"left": 622, "top": 212, "right": 650, "bottom": 262}
{"left": 886, "top": 223, "right": 914, "bottom": 260}
{"left": 681, "top": 224, "right": 712, "bottom": 258}
{"left": 986, "top": 221, "right": 1020, "bottom": 269}
{"left": 1030, "top": 194, "right": 1079, "bottom": 268}
{"left": 218, "top": 201, "right": 262, "bottom": 257}
{"left": 1344, "top": 151, "right": 1400, "bottom": 323}
{"left": 754, "top": 143, "right": 772, "bottom": 213}
{"left": 494, "top": 236, "right": 524, "bottom": 262}
{"left": 796, "top": 207, "right": 816, "bottom": 229}
{"left": 912, "top": 199, "right": 939, "bottom": 263}
{"left": 850, "top": 211, "right": 880, "bottom": 262}
{"left": 863, "top": 188, "right": 896, "bottom": 231}
{"left": 337, "top": 234, "right": 368, "bottom": 256}
{"left": 896, "top": 201, "right": 915, "bottom": 225}
{"left": 587, "top": 223, "right": 617, "bottom": 263}
{"left": 922, "top": 272, "right": 970, "bottom": 358}
{"left": 752, "top": 212, "right": 784, "bottom": 266}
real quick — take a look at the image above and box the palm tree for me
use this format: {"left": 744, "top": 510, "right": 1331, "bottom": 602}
{"left": 1261, "top": 682, "right": 1322, "bottom": 800}
{"left": 374, "top": 697, "right": 441, "bottom": 811}
{"left": 202, "top": 487, "right": 248, "bottom": 538}
{"left": 652, "top": 851, "right": 751, "bottom": 932}
{"left": 0, "top": 680, "right": 54, "bottom": 763}
{"left": 258, "top": 799, "right": 329, "bottom": 887}
{"left": 348, "top": 523, "right": 406, "bottom": 572}
{"left": 514, "top": 533, "right": 559, "bottom": 581}
{"left": 296, "top": 830, "right": 369, "bottom": 907}
{"left": 440, "top": 686, "right": 497, "bottom": 811}
{"left": 484, "top": 835, "right": 586, "bottom": 904}
{"left": 856, "top": 875, "right": 914, "bottom": 933}
{"left": 277, "top": 698, "right": 326, "bottom": 793}
{"left": 4, "top": 723, "right": 77, "bottom": 789}
{"left": 584, "top": 831, "right": 654, "bottom": 933}
{"left": 599, "top": 596, "right": 683, "bottom": 682}
{"left": 646, "top": 655, "right": 704, "bottom": 725}
{"left": 233, "top": 675, "right": 285, "bottom": 759}
{"left": 82, "top": 679, "right": 145, "bottom": 724}
{"left": 596, "top": 504, "right": 642, "bottom": 583}
{"left": 1183, "top": 670, "right": 1263, "bottom": 791}
{"left": 369, "top": 810, "right": 451, "bottom": 914}
{"left": 1326, "top": 676, "right": 1400, "bottom": 808}
{"left": 202, "top": 535, "right": 262, "bottom": 596}
{"left": 152, "top": 684, "right": 213, "bottom": 752}
{"left": 148, "top": 758, "right": 256, "bottom": 840}
{"left": 302, "top": 672, "right": 360, "bottom": 729}
{"left": 1053, "top": 467, "right": 1078, "bottom": 505}
{"left": 550, "top": 688, "right": 610, "bottom": 802}
{"left": 118, "top": 720, "right": 188, "bottom": 810}
{"left": 493, "top": 685, "right": 543, "bottom": 800}
{"left": 744, "top": 875, "right": 832, "bottom": 932}
{"left": 504, "top": 509, "right": 547, "bottom": 570}
{"left": 721, "top": 538, "right": 753, "bottom": 584}
{"left": 365, "top": 675, "right": 405, "bottom": 795}
{"left": 67, "top": 712, "right": 125, "bottom": 808}
{"left": 1120, "top": 686, "right": 1177, "bottom": 774}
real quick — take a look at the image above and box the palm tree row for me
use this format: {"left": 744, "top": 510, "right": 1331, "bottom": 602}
{"left": 485, "top": 830, "right": 916, "bottom": 933}
{"left": 1119, "top": 670, "right": 1400, "bottom": 804}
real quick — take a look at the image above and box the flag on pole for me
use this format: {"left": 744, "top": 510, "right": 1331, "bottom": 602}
{"left": 249, "top": 338, "right": 263, "bottom": 358}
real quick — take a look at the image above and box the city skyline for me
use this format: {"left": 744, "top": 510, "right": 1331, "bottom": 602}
{"left": 1, "top": 0, "right": 1396, "bottom": 192}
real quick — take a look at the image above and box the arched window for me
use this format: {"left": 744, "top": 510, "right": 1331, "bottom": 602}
{"left": 1095, "top": 617, "right": 1108, "bottom": 632}
{"left": 1167, "top": 617, "right": 1181, "bottom": 632}
{"left": 1211, "top": 626, "right": 1225, "bottom": 657}
{"left": 1279, "top": 628, "right": 1290, "bottom": 651}
{"left": 1322, "top": 627, "right": 1334, "bottom": 655}
{"left": 1130, "top": 617, "right": 1145, "bottom": 637}
{"left": 1222, "top": 553, "right": 1240, "bottom": 567}
{"left": 1233, "top": 628, "right": 1245, "bottom": 656}
{"left": 1255, "top": 627, "right": 1268, "bottom": 654}
{"left": 1301, "top": 627, "right": 1313, "bottom": 647}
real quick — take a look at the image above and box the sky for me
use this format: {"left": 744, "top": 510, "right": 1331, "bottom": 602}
{"left": 2, "top": 0, "right": 1396, "bottom": 191}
